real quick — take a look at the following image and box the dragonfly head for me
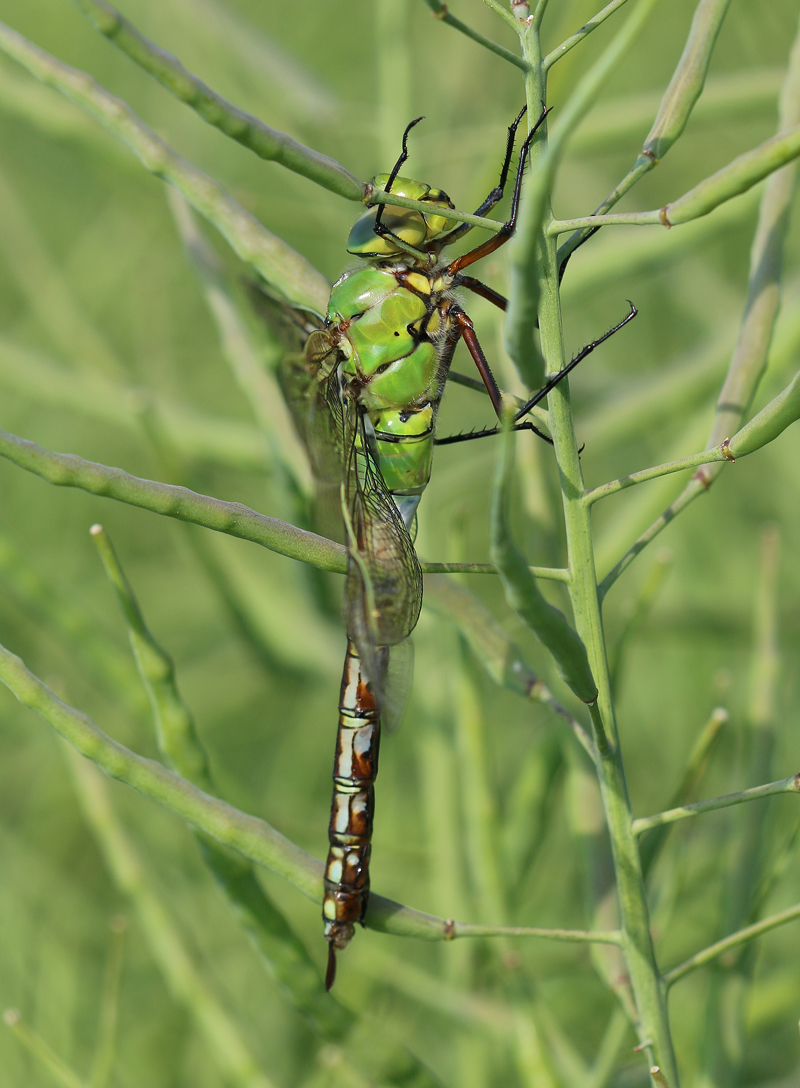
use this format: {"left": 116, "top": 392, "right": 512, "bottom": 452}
{"left": 347, "top": 175, "right": 457, "bottom": 260}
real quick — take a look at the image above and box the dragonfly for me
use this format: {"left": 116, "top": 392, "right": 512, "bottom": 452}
{"left": 275, "top": 104, "right": 636, "bottom": 989}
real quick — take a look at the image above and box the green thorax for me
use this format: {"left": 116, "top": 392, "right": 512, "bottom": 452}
{"left": 326, "top": 259, "right": 455, "bottom": 512}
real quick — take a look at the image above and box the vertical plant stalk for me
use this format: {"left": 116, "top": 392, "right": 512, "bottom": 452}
{"left": 514, "top": 19, "right": 679, "bottom": 1084}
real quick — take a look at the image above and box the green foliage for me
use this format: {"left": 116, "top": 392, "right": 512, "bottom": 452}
{"left": 0, "top": 1, "right": 800, "bottom": 1086}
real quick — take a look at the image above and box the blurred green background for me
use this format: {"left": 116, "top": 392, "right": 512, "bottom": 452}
{"left": 1, "top": 1, "right": 800, "bottom": 1085}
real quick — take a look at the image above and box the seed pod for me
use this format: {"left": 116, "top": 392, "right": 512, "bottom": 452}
{"left": 728, "top": 371, "right": 800, "bottom": 457}
{"left": 490, "top": 418, "right": 597, "bottom": 704}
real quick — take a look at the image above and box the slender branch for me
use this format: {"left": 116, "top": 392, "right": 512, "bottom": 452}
{"left": 449, "top": 923, "right": 622, "bottom": 944}
{"left": 663, "top": 902, "right": 800, "bottom": 986}
{"left": 584, "top": 445, "right": 730, "bottom": 505}
{"left": 0, "top": 638, "right": 600, "bottom": 946}
{"left": 550, "top": 211, "right": 662, "bottom": 233}
{"left": 0, "top": 428, "right": 347, "bottom": 573}
{"left": 421, "top": 0, "right": 530, "bottom": 71}
{"left": 367, "top": 185, "right": 504, "bottom": 232}
{"left": 0, "top": 20, "right": 329, "bottom": 315}
{"left": 70, "top": 0, "right": 363, "bottom": 200}
{"left": 544, "top": 0, "right": 632, "bottom": 70}
{"left": 422, "top": 561, "right": 570, "bottom": 580}
{"left": 66, "top": 751, "right": 276, "bottom": 1088}
{"left": 639, "top": 707, "right": 728, "bottom": 879}
{"left": 632, "top": 774, "right": 800, "bottom": 836}
{"left": 481, "top": 0, "right": 523, "bottom": 32}
{"left": 558, "top": 0, "right": 733, "bottom": 271}
{"left": 3, "top": 1010, "right": 89, "bottom": 1088}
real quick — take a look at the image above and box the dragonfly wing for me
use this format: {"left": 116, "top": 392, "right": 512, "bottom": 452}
{"left": 381, "top": 638, "right": 415, "bottom": 734}
{"left": 342, "top": 402, "right": 423, "bottom": 700}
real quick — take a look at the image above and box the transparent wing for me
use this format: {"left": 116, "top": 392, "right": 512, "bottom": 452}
{"left": 381, "top": 638, "right": 415, "bottom": 734}
{"left": 341, "top": 401, "right": 423, "bottom": 700}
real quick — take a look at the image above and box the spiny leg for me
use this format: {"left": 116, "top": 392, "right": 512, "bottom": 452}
{"left": 437, "top": 302, "right": 638, "bottom": 447}
{"left": 371, "top": 116, "right": 429, "bottom": 259}
{"left": 435, "top": 421, "right": 553, "bottom": 446}
{"left": 446, "top": 104, "right": 550, "bottom": 276}
{"left": 440, "top": 104, "right": 528, "bottom": 249}
{"left": 451, "top": 308, "right": 504, "bottom": 415}
{"left": 514, "top": 302, "right": 638, "bottom": 422}
{"left": 454, "top": 275, "right": 507, "bottom": 311}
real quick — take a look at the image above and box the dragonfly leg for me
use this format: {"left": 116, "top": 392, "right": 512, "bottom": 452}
{"left": 454, "top": 275, "right": 507, "bottom": 311}
{"left": 435, "top": 421, "right": 553, "bottom": 446}
{"left": 440, "top": 104, "right": 528, "bottom": 248}
{"left": 445, "top": 104, "right": 550, "bottom": 275}
{"left": 371, "top": 117, "right": 430, "bottom": 260}
{"left": 514, "top": 302, "right": 638, "bottom": 421}
{"left": 451, "top": 308, "right": 504, "bottom": 415}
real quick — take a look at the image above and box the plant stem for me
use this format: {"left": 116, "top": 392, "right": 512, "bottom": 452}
{"left": 450, "top": 924, "right": 621, "bottom": 943}
{"left": 481, "top": 0, "right": 523, "bottom": 32}
{"left": 544, "top": 0, "right": 632, "bottom": 70}
{"left": 632, "top": 774, "right": 800, "bottom": 835}
{"left": 71, "top": 0, "right": 363, "bottom": 199}
{"left": 663, "top": 902, "right": 800, "bottom": 986}
{"left": 518, "top": 19, "right": 679, "bottom": 1080}
{"left": 422, "top": 562, "right": 570, "bottom": 579}
{"left": 3, "top": 1010, "right": 90, "bottom": 1088}
{"left": 0, "top": 427, "right": 346, "bottom": 572}
{"left": 0, "top": 20, "right": 328, "bottom": 315}
{"left": 421, "top": 0, "right": 530, "bottom": 71}
{"left": 584, "top": 445, "right": 731, "bottom": 504}
{"left": 66, "top": 750, "right": 276, "bottom": 1088}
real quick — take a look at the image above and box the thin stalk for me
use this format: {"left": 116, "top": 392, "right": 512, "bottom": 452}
{"left": 0, "top": 636, "right": 608, "bottom": 947}
{"left": 66, "top": 750, "right": 276, "bottom": 1088}
{"left": 663, "top": 902, "right": 800, "bottom": 986}
{"left": 632, "top": 774, "right": 800, "bottom": 836}
{"left": 544, "top": 0, "right": 632, "bottom": 70}
{"left": 558, "top": 0, "right": 735, "bottom": 271}
{"left": 0, "top": 427, "right": 346, "bottom": 573}
{"left": 638, "top": 708, "right": 728, "bottom": 879}
{"left": 71, "top": 0, "right": 364, "bottom": 199}
{"left": 537, "top": 221, "right": 678, "bottom": 1081}
{"left": 0, "top": 20, "right": 329, "bottom": 315}
{"left": 583, "top": 445, "right": 733, "bottom": 504}
{"left": 481, "top": 0, "right": 523, "bottom": 32}
{"left": 421, "top": 0, "right": 530, "bottom": 71}
{"left": 422, "top": 562, "right": 570, "bottom": 579}
{"left": 2, "top": 1010, "right": 90, "bottom": 1088}
{"left": 367, "top": 186, "right": 503, "bottom": 231}
{"left": 450, "top": 923, "right": 621, "bottom": 943}
{"left": 520, "top": 5, "right": 679, "bottom": 1062}
{"left": 88, "top": 917, "right": 127, "bottom": 1088}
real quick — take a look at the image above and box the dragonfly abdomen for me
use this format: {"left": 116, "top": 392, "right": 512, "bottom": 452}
{"left": 323, "top": 639, "right": 382, "bottom": 988}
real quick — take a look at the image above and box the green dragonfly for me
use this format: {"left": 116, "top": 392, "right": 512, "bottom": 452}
{"left": 276, "top": 105, "right": 635, "bottom": 988}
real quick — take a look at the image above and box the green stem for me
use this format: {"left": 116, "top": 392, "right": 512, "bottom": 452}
{"left": 664, "top": 902, "right": 800, "bottom": 986}
{"left": 421, "top": 0, "right": 530, "bottom": 71}
{"left": 3, "top": 1010, "right": 90, "bottom": 1088}
{"left": 632, "top": 774, "right": 800, "bottom": 835}
{"left": 0, "top": 637, "right": 607, "bottom": 947}
{"left": 422, "top": 562, "right": 570, "bottom": 579}
{"left": 522, "top": 19, "right": 678, "bottom": 1074}
{"left": 544, "top": 0, "right": 633, "bottom": 70}
{"left": 71, "top": 0, "right": 364, "bottom": 199}
{"left": 0, "top": 20, "right": 328, "bottom": 315}
{"left": 481, "top": 0, "right": 523, "bottom": 32}
{"left": 0, "top": 427, "right": 346, "bottom": 572}
{"left": 584, "top": 445, "right": 732, "bottom": 504}
{"left": 367, "top": 185, "right": 503, "bottom": 231}
{"left": 66, "top": 750, "right": 276, "bottom": 1088}
{"left": 451, "top": 924, "right": 622, "bottom": 943}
